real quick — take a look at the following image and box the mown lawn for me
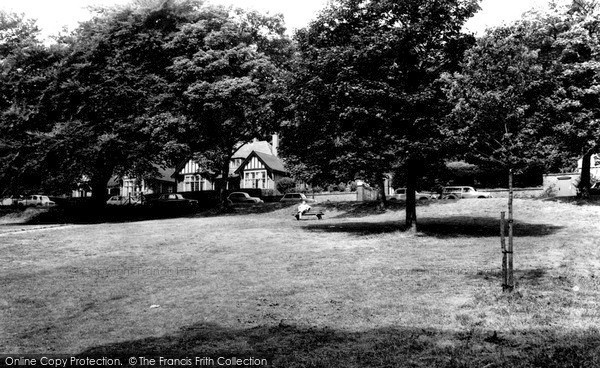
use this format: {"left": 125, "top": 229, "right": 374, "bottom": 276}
{"left": 2, "top": 198, "right": 600, "bottom": 367}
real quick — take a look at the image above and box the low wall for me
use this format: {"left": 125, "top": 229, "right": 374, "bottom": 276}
{"left": 484, "top": 187, "right": 544, "bottom": 198}
{"left": 308, "top": 192, "right": 357, "bottom": 202}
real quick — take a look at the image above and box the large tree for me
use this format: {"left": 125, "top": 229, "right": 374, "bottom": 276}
{"left": 37, "top": 0, "right": 201, "bottom": 205}
{"left": 445, "top": 3, "right": 600, "bottom": 196}
{"left": 163, "top": 5, "right": 292, "bottom": 204}
{"left": 282, "top": 0, "right": 478, "bottom": 230}
{"left": 0, "top": 12, "right": 61, "bottom": 196}
{"left": 552, "top": 3, "right": 600, "bottom": 195}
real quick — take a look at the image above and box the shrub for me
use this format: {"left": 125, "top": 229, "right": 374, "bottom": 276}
{"left": 276, "top": 177, "right": 296, "bottom": 194}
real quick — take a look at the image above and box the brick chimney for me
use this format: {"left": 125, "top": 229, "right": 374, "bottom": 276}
{"left": 272, "top": 133, "right": 279, "bottom": 156}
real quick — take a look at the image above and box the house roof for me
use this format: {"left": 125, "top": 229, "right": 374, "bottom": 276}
{"left": 174, "top": 139, "right": 277, "bottom": 177}
{"left": 234, "top": 150, "right": 286, "bottom": 175}
{"left": 152, "top": 166, "right": 175, "bottom": 182}
{"left": 232, "top": 140, "right": 275, "bottom": 158}
{"left": 107, "top": 176, "right": 120, "bottom": 188}
{"left": 172, "top": 159, "right": 215, "bottom": 178}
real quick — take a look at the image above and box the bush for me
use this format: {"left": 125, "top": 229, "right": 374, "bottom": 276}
{"left": 349, "top": 181, "right": 357, "bottom": 192}
{"left": 311, "top": 186, "right": 324, "bottom": 193}
{"left": 276, "top": 177, "right": 296, "bottom": 194}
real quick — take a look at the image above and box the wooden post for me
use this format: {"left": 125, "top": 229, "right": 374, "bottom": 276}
{"left": 507, "top": 169, "right": 514, "bottom": 291}
{"left": 501, "top": 211, "right": 507, "bottom": 291}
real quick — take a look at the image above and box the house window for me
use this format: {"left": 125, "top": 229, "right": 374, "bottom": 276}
{"left": 123, "top": 179, "right": 137, "bottom": 196}
{"left": 184, "top": 175, "right": 201, "bottom": 192}
{"left": 244, "top": 171, "right": 266, "bottom": 189}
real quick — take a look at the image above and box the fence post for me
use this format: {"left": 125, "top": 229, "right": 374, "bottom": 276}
{"left": 356, "top": 182, "right": 365, "bottom": 201}
{"left": 507, "top": 169, "right": 514, "bottom": 291}
{"left": 500, "top": 211, "right": 507, "bottom": 291}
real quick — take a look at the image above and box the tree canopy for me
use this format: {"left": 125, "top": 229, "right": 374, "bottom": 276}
{"left": 444, "top": 2, "right": 600, "bottom": 194}
{"left": 281, "top": 0, "right": 479, "bottom": 229}
{"left": 0, "top": 0, "right": 291, "bottom": 205}
{"left": 0, "top": 11, "right": 62, "bottom": 196}
{"left": 161, "top": 5, "right": 292, "bottom": 201}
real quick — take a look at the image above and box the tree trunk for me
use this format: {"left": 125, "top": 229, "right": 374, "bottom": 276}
{"left": 379, "top": 176, "right": 387, "bottom": 207}
{"left": 217, "top": 160, "right": 230, "bottom": 208}
{"left": 405, "top": 160, "right": 417, "bottom": 233}
{"left": 578, "top": 150, "right": 594, "bottom": 198}
{"left": 90, "top": 173, "right": 111, "bottom": 209}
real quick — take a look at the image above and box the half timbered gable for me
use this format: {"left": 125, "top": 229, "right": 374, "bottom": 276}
{"left": 234, "top": 151, "right": 287, "bottom": 190}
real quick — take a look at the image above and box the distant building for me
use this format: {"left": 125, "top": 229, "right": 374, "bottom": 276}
{"left": 234, "top": 150, "right": 286, "bottom": 190}
{"left": 173, "top": 134, "right": 285, "bottom": 192}
{"left": 120, "top": 166, "right": 176, "bottom": 197}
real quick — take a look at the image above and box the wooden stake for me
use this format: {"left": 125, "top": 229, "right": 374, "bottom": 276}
{"left": 501, "top": 211, "right": 507, "bottom": 291}
{"left": 507, "top": 169, "right": 514, "bottom": 291}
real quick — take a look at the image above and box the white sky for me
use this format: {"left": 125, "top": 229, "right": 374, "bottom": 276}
{"left": 0, "top": 0, "right": 571, "bottom": 39}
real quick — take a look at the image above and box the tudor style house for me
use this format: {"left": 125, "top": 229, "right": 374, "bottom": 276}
{"left": 120, "top": 166, "right": 176, "bottom": 197}
{"left": 71, "top": 165, "right": 176, "bottom": 198}
{"left": 235, "top": 150, "right": 287, "bottom": 190}
{"left": 173, "top": 134, "right": 286, "bottom": 192}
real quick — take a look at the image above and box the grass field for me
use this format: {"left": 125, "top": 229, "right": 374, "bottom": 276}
{"left": 2, "top": 198, "right": 600, "bottom": 367}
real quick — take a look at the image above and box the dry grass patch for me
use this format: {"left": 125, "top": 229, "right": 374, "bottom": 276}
{"left": 2, "top": 199, "right": 600, "bottom": 366}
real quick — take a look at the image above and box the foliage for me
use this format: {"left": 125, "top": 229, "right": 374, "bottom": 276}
{"left": 282, "top": 0, "right": 479, "bottom": 228}
{"left": 0, "top": 1, "right": 292, "bottom": 205}
{"left": 276, "top": 177, "right": 296, "bottom": 194}
{"left": 0, "top": 1, "right": 205, "bottom": 202}
{"left": 161, "top": 5, "right": 293, "bottom": 202}
{"left": 0, "top": 12, "right": 61, "bottom": 196}
{"left": 445, "top": 3, "right": 600, "bottom": 194}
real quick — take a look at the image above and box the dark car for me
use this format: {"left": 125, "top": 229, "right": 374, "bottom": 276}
{"left": 149, "top": 194, "right": 198, "bottom": 209}
{"left": 227, "top": 192, "right": 263, "bottom": 205}
{"left": 589, "top": 182, "right": 600, "bottom": 195}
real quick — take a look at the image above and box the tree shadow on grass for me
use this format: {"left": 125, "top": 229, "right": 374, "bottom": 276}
{"left": 471, "top": 267, "right": 549, "bottom": 286}
{"left": 76, "top": 321, "right": 600, "bottom": 368}
{"left": 304, "top": 216, "right": 562, "bottom": 238}
{"left": 0, "top": 202, "right": 294, "bottom": 225}
{"left": 321, "top": 200, "right": 436, "bottom": 219}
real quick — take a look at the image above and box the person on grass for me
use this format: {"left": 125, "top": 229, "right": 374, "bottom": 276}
{"left": 297, "top": 200, "right": 311, "bottom": 219}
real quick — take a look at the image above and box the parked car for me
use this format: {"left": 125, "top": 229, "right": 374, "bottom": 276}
{"left": 589, "top": 182, "right": 600, "bottom": 195}
{"left": 280, "top": 193, "right": 316, "bottom": 203}
{"left": 18, "top": 195, "right": 56, "bottom": 207}
{"left": 389, "top": 188, "right": 436, "bottom": 201}
{"left": 106, "top": 195, "right": 141, "bottom": 206}
{"left": 149, "top": 194, "right": 198, "bottom": 209}
{"left": 441, "top": 186, "right": 492, "bottom": 199}
{"left": 0, "top": 197, "right": 20, "bottom": 206}
{"left": 227, "top": 192, "right": 263, "bottom": 205}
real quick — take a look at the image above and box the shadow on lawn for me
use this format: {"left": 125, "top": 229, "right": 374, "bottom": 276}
{"left": 0, "top": 202, "right": 294, "bottom": 225}
{"left": 77, "top": 322, "right": 600, "bottom": 368}
{"left": 304, "top": 216, "right": 562, "bottom": 238}
{"left": 322, "top": 200, "right": 435, "bottom": 219}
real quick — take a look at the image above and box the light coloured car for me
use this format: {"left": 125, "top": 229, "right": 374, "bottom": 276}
{"left": 280, "top": 193, "right": 316, "bottom": 203}
{"left": 389, "top": 188, "right": 436, "bottom": 201}
{"left": 442, "top": 186, "right": 492, "bottom": 199}
{"left": 0, "top": 197, "right": 19, "bottom": 206}
{"left": 227, "top": 192, "right": 263, "bottom": 205}
{"left": 106, "top": 195, "right": 141, "bottom": 206}
{"left": 18, "top": 195, "right": 56, "bottom": 207}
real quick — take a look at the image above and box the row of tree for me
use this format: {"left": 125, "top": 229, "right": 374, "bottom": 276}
{"left": 1, "top": 0, "right": 600, "bottom": 229}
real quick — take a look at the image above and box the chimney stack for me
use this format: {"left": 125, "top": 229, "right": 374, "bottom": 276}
{"left": 272, "top": 134, "right": 279, "bottom": 156}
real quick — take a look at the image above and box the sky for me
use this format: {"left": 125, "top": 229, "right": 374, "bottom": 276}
{"left": 0, "top": 0, "right": 571, "bottom": 39}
